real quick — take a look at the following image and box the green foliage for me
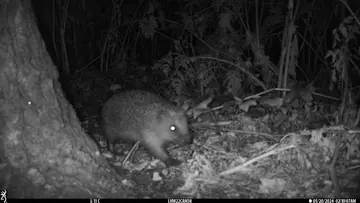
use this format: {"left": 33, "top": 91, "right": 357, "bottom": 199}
{"left": 225, "top": 69, "right": 243, "bottom": 96}
{"left": 325, "top": 16, "right": 360, "bottom": 91}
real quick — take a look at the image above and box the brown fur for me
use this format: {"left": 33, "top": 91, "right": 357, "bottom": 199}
{"left": 101, "top": 90, "right": 192, "bottom": 166}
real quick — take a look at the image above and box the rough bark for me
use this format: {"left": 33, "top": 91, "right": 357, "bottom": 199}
{"left": 0, "top": 0, "right": 131, "bottom": 198}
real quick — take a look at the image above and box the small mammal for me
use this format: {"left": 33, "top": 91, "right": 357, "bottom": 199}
{"left": 101, "top": 90, "right": 192, "bottom": 166}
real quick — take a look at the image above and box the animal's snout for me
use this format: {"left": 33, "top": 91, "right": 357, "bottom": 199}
{"left": 184, "top": 133, "right": 194, "bottom": 144}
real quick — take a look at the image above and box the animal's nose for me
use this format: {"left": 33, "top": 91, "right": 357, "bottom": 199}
{"left": 187, "top": 133, "right": 194, "bottom": 144}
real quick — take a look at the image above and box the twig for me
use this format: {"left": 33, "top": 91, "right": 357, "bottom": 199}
{"left": 326, "top": 134, "right": 342, "bottom": 197}
{"left": 218, "top": 144, "right": 296, "bottom": 176}
{"left": 122, "top": 141, "right": 140, "bottom": 166}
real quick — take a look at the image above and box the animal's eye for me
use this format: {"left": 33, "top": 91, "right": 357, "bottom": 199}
{"left": 170, "top": 125, "right": 176, "bottom": 131}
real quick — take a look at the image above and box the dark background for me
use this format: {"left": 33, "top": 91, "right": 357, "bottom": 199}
{"left": 30, "top": 0, "right": 360, "bottom": 120}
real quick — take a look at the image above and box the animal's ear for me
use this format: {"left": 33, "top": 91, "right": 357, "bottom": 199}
{"left": 156, "top": 109, "right": 169, "bottom": 121}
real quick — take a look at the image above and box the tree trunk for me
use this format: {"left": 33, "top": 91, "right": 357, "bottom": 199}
{"left": 0, "top": 0, "right": 131, "bottom": 198}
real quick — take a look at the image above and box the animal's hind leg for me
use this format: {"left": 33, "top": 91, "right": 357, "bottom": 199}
{"left": 142, "top": 132, "right": 182, "bottom": 166}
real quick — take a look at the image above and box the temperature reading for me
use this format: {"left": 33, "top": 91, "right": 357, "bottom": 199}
{"left": 90, "top": 198, "right": 100, "bottom": 203}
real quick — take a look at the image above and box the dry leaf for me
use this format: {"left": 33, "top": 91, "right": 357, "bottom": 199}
{"left": 186, "top": 96, "right": 213, "bottom": 119}
{"left": 237, "top": 99, "right": 257, "bottom": 112}
{"left": 260, "top": 97, "right": 284, "bottom": 107}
